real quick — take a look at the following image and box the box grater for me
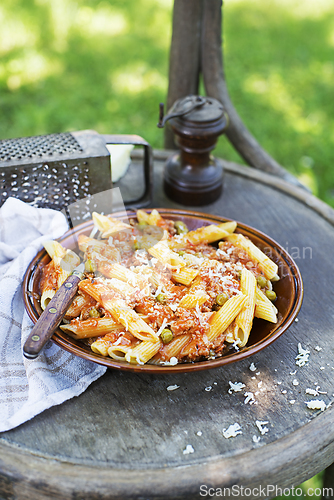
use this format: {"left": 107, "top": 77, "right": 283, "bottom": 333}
{"left": 0, "top": 130, "right": 152, "bottom": 210}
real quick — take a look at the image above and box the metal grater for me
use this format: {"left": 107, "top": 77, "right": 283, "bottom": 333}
{"left": 0, "top": 130, "right": 152, "bottom": 210}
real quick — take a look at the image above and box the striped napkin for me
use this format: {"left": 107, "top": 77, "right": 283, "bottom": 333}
{"left": 0, "top": 197, "right": 106, "bottom": 433}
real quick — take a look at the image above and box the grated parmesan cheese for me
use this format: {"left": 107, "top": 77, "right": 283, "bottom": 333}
{"left": 167, "top": 384, "right": 180, "bottom": 391}
{"left": 222, "top": 423, "right": 242, "bottom": 439}
{"left": 228, "top": 381, "right": 246, "bottom": 394}
{"left": 183, "top": 444, "right": 194, "bottom": 455}
{"left": 113, "top": 335, "right": 124, "bottom": 346}
{"left": 295, "top": 343, "right": 310, "bottom": 367}
{"left": 305, "top": 388, "right": 318, "bottom": 396}
{"left": 119, "top": 314, "right": 129, "bottom": 332}
{"left": 162, "top": 356, "right": 179, "bottom": 367}
{"left": 305, "top": 400, "right": 327, "bottom": 411}
{"left": 231, "top": 339, "right": 241, "bottom": 351}
{"left": 252, "top": 435, "right": 261, "bottom": 443}
{"left": 249, "top": 362, "right": 257, "bottom": 372}
{"left": 256, "top": 420, "right": 269, "bottom": 435}
{"left": 154, "top": 285, "right": 163, "bottom": 298}
{"left": 169, "top": 303, "right": 179, "bottom": 312}
{"left": 244, "top": 392, "right": 256, "bottom": 405}
{"left": 157, "top": 318, "right": 168, "bottom": 336}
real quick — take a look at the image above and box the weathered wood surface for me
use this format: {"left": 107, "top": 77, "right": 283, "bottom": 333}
{"left": 1, "top": 155, "right": 334, "bottom": 500}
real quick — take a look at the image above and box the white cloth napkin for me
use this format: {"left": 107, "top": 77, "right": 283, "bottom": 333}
{"left": 0, "top": 198, "right": 106, "bottom": 432}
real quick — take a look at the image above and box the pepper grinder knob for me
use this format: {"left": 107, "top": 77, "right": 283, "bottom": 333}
{"left": 158, "top": 95, "right": 228, "bottom": 206}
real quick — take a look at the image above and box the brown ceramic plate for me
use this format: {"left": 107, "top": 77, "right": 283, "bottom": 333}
{"left": 23, "top": 209, "right": 303, "bottom": 373}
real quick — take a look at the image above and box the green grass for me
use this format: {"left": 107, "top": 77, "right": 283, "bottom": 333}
{"left": 218, "top": 0, "right": 334, "bottom": 207}
{"left": 1, "top": 0, "right": 334, "bottom": 207}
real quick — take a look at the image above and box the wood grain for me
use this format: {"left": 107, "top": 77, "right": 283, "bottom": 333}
{"left": 164, "top": 0, "right": 203, "bottom": 149}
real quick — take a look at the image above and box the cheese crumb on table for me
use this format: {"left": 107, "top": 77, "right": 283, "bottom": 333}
{"left": 222, "top": 423, "right": 242, "bottom": 439}
{"left": 295, "top": 343, "right": 310, "bottom": 367}
{"left": 305, "top": 400, "right": 327, "bottom": 411}
{"left": 249, "top": 362, "right": 257, "bottom": 372}
{"left": 167, "top": 385, "right": 180, "bottom": 391}
{"left": 183, "top": 444, "right": 194, "bottom": 455}
{"left": 256, "top": 420, "right": 269, "bottom": 435}
{"left": 228, "top": 381, "right": 246, "bottom": 394}
{"left": 305, "top": 388, "right": 318, "bottom": 396}
{"left": 244, "top": 392, "right": 256, "bottom": 405}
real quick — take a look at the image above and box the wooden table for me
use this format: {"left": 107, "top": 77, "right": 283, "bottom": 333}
{"left": 1, "top": 153, "right": 334, "bottom": 500}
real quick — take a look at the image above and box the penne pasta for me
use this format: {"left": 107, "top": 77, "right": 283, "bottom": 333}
{"left": 92, "top": 211, "right": 131, "bottom": 238}
{"left": 255, "top": 288, "right": 278, "bottom": 323}
{"left": 233, "top": 268, "right": 257, "bottom": 347}
{"left": 78, "top": 280, "right": 158, "bottom": 341}
{"left": 150, "top": 334, "right": 192, "bottom": 364}
{"left": 169, "top": 221, "right": 237, "bottom": 250}
{"left": 178, "top": 291, "right": 209, "bottom": 309}
{"left": 103, "top": 299, "right": 158, "bottom": 342}
{"left": 108, "top": 345, "right": 133, "bottom": 362}
{"left": 98, "top": 262, "right": 147, "bottom": 289}
{"left": 91, "top": 339, "right": 112, "bottom": 357}
{"left": 40, "top": 288, "right": 56, "bottom": 311}
{"left": 223, "top": 233, "right": 278, "bottom": 280}
{"left": 148, "top": 240, "right": 186, "bottom": 268}
{"left": 171, "top": 267, "right": 198, "bottom": 285}
{"left": 64, "top": 294, "right": 94, "bottom": 319}
{"left": 136, "top": 208, "right": 163, "bottom": 226}
{"left": 125, "top": 339, "right": 162, "bottom": 365}
{"left": 60, "top": 317, "right": 124, "bottom": 339}
{"left": 208, "top": 294, "right": 247, "bottom": 342}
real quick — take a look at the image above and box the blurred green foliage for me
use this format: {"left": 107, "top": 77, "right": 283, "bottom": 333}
{"left": 275, "top": 471, "right": 324, "bottom": 500}
{"left": 0, "top": 0, "right": 333, "bottom": 210}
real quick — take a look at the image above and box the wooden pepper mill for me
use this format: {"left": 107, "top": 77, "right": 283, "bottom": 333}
{"left": 158, "top": 95, "right": 228, "bottom": 205}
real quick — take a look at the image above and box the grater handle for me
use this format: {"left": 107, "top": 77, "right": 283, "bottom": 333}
{"left": 101, "top": 134, "right": 153, "bottom": 208}
{"left": 23, "top": 274, "right": 81, "bottom": 359}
